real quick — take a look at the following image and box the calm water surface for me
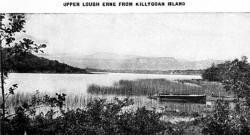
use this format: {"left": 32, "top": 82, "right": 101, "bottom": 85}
{"left": 6, "top": 73, "right": 201, "bottom": 95}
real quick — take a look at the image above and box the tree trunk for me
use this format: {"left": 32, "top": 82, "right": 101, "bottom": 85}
{"left": 0, "top": 40, "right": 4, "bottom": 118}
{"left": 0, "top": 39, "right": 5, "bottom": 135}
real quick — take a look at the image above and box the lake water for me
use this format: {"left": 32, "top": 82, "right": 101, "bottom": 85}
{"left": 6, "top": 73, "right": 201, "bottom": 95}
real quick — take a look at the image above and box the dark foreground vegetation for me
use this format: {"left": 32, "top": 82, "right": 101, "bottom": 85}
{"left": 1, "top": 94, "right": 186, "bottom": 135}
{"left": 1, "top": 92, "right": 250, "bottom": 135}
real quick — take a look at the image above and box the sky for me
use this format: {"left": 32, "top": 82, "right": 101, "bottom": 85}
{"left": 23, "top": 13, "right": 250, "bottom": 61}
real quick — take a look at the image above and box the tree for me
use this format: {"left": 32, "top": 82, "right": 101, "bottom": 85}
{"left": 0, "top": 13, "right": 46, "bottom": 134}
{"left": 202, "top": 63, "right": 221, "bottom": 81}
{"left": 222, "top": 56, "right": 250, "bottom": 101}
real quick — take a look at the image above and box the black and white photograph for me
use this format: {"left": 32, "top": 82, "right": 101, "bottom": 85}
{"left": 0, "top": 11, "right": 250, "bottom": 135}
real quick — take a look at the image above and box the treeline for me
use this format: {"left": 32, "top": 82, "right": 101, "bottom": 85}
{"left": 202, "top": 56, "right": 250, "bottom": 82}
{"left": 3, "top": 52, "right": 88, "bottom": 73}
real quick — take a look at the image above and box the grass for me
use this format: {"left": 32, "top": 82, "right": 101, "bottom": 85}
{"left": 2, "top": 92, "right": 95, "bottom": 114}
{"left": 87, "top": 79, "right": 205, "bottom": 96}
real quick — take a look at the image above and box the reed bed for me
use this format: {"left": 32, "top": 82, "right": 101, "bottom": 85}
{"left": 3, "top": 91, "right": 206, "bottom": 115}
{"left": 87, "top": 79, "right": 205, "bottom": 96}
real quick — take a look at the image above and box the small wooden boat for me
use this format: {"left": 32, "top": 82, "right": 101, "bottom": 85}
{"left": 155, "top": 94, "right": 206, "bottom": 104}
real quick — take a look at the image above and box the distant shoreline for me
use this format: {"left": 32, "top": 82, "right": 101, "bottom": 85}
{"left": 7, "top": 68, "right": 203, "bottom": 75}
{"left": 8, "top": 71, "right": 201, "bottom": 76}
{"left": 86, "top": 68, "right": 203, "bottom": 75}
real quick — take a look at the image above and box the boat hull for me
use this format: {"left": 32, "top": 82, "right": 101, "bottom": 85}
{"left": 158, "top": 95, "right": 206, "bottom": 104}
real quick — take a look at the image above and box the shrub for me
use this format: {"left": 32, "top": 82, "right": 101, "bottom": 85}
{"left": 3, "top": 97, "right": 171, "bottom": 135}
{"left": 202, "top": 99, "right": 250, "bottom": 135}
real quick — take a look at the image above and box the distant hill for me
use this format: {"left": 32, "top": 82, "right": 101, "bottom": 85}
{"left": 42, "top": 52, "right": 224, "bottom": 71}
{"left": 5, "top": 52, "right": 88, "bottom": 73}
{"left": 83, "top": 52, "right": 137, "bottom": 60}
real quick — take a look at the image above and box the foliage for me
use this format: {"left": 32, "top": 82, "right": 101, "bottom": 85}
{"left": 202, "top": 61, "right": 234, "bottom": 82}
{"left": 1, "top": 97, "right": 176, "bottom": 135}
{"left": 202, "top": 64, "right": 222, "bottom": 82}
{"left": 0, "top": 13, "right": 46, "bottom": 114}
{"left": 0, "top": 14, "right": 47, "bottom": 74}
{"left": 0, "top": 13, "right": 46, "bottom": 134}
{"left": 202, "top": 99, "right": 250, "bottom": 135}
{"left": 2, "top": 93, "right": 66, "bottom": 135}
{"left": 222, "top": 56, "right": 250, "bottom": 100}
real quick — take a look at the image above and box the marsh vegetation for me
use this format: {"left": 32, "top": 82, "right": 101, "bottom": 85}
{"left": 87, "top": 79, "right": 205, "bottom": 96}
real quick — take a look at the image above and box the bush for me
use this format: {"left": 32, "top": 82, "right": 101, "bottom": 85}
{"left": 3, "top": 97, "right": 171, "bottom": 135}
{"left": 202, "top": 99, "right": 250, "bottom": 135}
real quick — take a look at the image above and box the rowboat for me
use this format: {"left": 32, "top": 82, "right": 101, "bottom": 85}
{"left": 150, "top": 94, "right": 206, "bottom": 104}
